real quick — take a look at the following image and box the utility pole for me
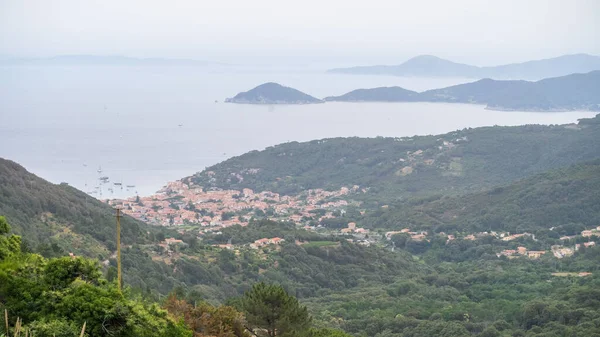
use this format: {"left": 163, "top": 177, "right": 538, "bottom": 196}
{"left": 115, "top": 207, "right": 122, "bottom": 291}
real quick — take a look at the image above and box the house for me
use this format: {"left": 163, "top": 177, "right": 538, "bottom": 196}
{"left": 347, "top": 222, "right": 356, "bottom": 230}
{"left": 582, "top": 230, "right": 593, "bottom": 237}
{"left": 552, "top": 246, "right": 573, "bottom": 259}
{"left": 411, "top": 234, "right": 427, "bottom": 241}
{"left": 354, "top": 228, "right": 369, "bottom": 234}
{"left": 527, "top": 251, "right": 546, "bottom": 259}
{"left": 517, "top": 247, "right": 527, "bottom": 255}
{"left": 164, "top": 238, "right": 184, "bottom": 245}
{"left": 498, "top": 250, "right": 517, "bottom": 257}
{"left": 385, "top": 231, "right": 404, "bottom": 239}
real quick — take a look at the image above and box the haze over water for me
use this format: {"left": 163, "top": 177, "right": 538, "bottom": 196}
{"left": 1, "top": 65, "right": 596, "bottom": 198}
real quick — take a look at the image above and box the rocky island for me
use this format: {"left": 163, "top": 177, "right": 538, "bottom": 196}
{"left": 225, "top": 82, "right": 323, "bottom": 104}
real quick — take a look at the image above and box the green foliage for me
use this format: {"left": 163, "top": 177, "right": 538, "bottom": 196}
{"left": 241, "top": 282, "right": 312, "bottom": 337}
{"left": 0, "top": 158, "right": 154, "bottom": 251}
{"left": 0, "top": 216, "right": 9, "bottom": 234}
{"left": 187, "top": 121, "right": 600, "bottom": 205}
{"left": 0, "top": 218, "right": 192, "bottom": 337}
{"left": 361, "top": 160, "right": 600, "bottom": 234}
{"left": 43, "top": 257, "right": 102, "bottom": 289}
{"left": 306, "top": 328, "right": 352, "bottom": 337}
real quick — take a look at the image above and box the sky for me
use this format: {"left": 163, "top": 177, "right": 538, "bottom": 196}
{"left": 1, "top": 0, "right": 599, "bottom": 66}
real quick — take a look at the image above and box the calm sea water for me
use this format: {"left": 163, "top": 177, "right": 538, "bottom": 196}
{"left": 0, "top": 65, "right": 596, "bottom": 198}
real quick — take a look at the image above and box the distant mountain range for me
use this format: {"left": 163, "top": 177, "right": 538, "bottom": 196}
{"left": 0, "top": 55, "right": 223, "bottom": 66}
{"left": 225, "top": 82, "right": 323, "bottom": 104}
{"left": 328, "top": 54, "right": 600, "bottom": 80}
{"left": 324, "top": 71, "right": 600, "bottom": 111}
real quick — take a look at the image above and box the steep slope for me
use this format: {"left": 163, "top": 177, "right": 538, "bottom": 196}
{"left": 361, "top": 160, "right": 600, "bottom": 233}
{"left": 225, "top": 82, "right": 323, "bottom": 104}
{"left": 186, "top": 116, "right": 600, "bottom": 201}
{"left": 0, "top": 158, "right": 149, "bottom": 254}
{"left": 328, "top": 53, "right": 600, "bottom": 80}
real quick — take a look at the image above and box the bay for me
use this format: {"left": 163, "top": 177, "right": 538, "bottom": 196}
{"left": 0, "top": 65, "right": 595, "bottom": 198}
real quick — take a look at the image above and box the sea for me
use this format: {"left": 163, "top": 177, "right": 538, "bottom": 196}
{"left": 0, "top": 65, "right": 596, "bottom": 199}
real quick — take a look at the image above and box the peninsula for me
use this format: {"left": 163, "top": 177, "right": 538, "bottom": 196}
{"left": 325, "top": 71, "right": 600, "bottom": 111}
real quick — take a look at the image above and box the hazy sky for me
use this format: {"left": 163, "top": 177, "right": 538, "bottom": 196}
{"left": 1, "top": 0, "right": 599, "bottom": 66}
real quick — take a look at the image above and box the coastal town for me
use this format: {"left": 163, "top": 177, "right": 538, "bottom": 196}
{"left": 108, "top": 180, "right": 361, "bottom": 231}
{"left": 107, "top": 180, "right": 599, "bottom": 265}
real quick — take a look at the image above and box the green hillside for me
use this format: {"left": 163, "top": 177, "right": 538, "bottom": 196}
{"left": 0, "top": 159, "right": 151, "bottom": 255}
{"left": 186, "top": 116, "right": 600, "bottom": 204}
{"left": 361, "top": 160, "right": 600, "bottom": 234}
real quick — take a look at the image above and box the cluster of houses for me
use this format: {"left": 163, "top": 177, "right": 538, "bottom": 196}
{"left": 108, "top": 180, "right": 361, "bottom": 235}
{"left": 497, "top": 246, "right": 546, "bottom": 259}
{"left": 552, "top": 242, "right": 596, "bottom": 258}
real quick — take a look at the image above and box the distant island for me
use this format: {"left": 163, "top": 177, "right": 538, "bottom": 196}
{"left": 225, "top": 82, "right": 324, "bottom": 104}
{"left": 328, "top": 54, "right": 600, "bottom": 80}
{"left": 325, "top": 71, "right": 600, "bottom": 111}
{"left": 0, "top": 55, "right": 223, "bottom": 66}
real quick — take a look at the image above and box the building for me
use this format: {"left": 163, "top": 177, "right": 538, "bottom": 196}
{"left": 527, "top": 251, "right": 546, "bottom": 259}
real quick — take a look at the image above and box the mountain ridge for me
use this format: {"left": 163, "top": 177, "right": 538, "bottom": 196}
{"left": 328, "top": 53, "right": 600, "bottom": 80}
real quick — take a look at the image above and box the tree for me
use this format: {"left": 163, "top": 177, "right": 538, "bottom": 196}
{"left": 0, "top": 215, "right": 10, "bottom": 234}
{"left": 241, "top": 282, "right": 311, "bottom": 337}
{"left": 0, "top": 216, "right": 21, "bottom": 260}
{"left": 307, "top": 328, "right": 352, "bottom": 337}
{"left": 165, "top": 294, "right": 248, "bottom": 337}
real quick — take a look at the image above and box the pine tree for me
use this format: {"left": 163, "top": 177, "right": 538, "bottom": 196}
{"left": 242, "top": 282, "right": 311, "bottom": 337}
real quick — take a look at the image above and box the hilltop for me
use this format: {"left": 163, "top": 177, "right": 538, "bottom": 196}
{"left": 185, "top": 115, "right": 600, "bottom": 202}
{"left": 325, "top": 71, "right": 600, "bottom": 111}
{"left": 328, "top": 53, "right": 600, "bottom": 80}
{"left": 225, "top": 82, "right": 324, "bottom": 104}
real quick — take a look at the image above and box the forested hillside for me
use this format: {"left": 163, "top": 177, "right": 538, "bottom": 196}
{"left": 361, "top": 160, "right": 600, "bottom": 234}
{"left": 187, "top": 116, "right": 600, "bottom": 204}
{"left": 0, "top": 159, "right": 154, "bottom": 254}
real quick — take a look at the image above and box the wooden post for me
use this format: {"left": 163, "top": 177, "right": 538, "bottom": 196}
{"left": 116, "top": 207, "right": 122, "bottom": 291}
